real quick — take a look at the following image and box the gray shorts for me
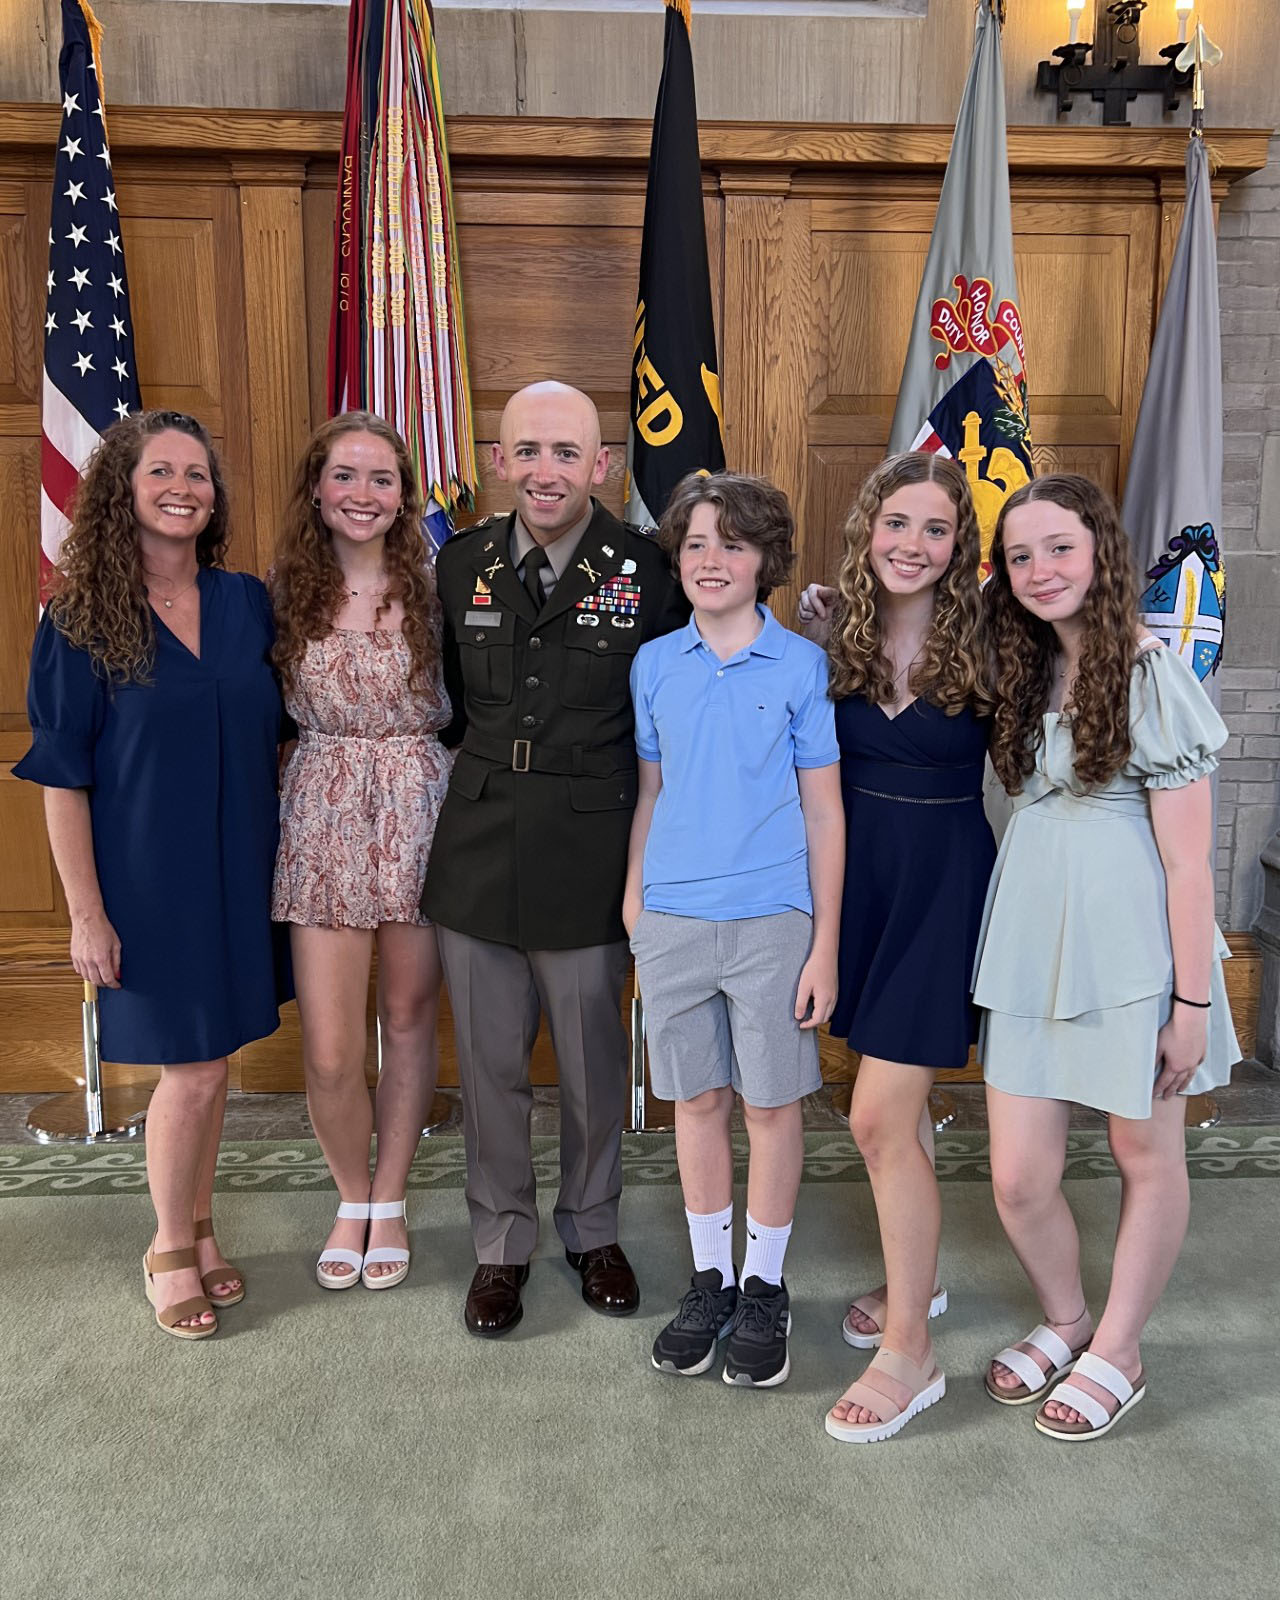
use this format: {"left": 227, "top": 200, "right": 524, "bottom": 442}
{"left": 630, "top": 909, "right": 822, "bottom": 1109}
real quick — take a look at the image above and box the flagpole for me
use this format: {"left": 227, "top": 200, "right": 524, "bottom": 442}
{"left": 1176, "top": 21, "right": 1224, "bottom": 1133}
{"left": 26, "top": 0, "right": 150, "bottom": 1144}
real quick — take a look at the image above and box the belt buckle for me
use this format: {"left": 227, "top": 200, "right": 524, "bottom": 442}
{"left": 512, "top": 739, "right": 531, "bottom": 773}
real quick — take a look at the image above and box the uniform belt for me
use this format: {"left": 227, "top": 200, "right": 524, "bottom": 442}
{"left": 462, "top": 729, "right": 637, "bottom": 777}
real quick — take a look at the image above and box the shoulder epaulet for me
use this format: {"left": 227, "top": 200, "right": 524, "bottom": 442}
{"left": 624, "top": 520, "right": 659, "bottom": 540}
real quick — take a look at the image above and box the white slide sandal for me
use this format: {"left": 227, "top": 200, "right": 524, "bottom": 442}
{"left": 362, "top": 1199, "right": 410, "bottom": 1290}
{"left": 316, "top": 1200, "right": 371, "bottom": 1290}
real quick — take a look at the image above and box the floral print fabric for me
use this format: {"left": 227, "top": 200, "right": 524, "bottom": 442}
{"left": 272, "top": 629, "right": 453, "bottom": 929}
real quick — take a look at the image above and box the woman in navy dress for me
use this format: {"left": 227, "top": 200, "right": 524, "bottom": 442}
{"left": 798, "top": 452, "right": 994, "bottom": 1442}
{"left": 16, "top": 411, "right": 289, "bottom": 1340}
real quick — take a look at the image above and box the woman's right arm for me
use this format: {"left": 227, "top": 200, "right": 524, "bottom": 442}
{"left": 44, "top": 788, "right": 120, "bottom": 988}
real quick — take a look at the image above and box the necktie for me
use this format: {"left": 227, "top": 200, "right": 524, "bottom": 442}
{"left": 522, "top": 545, "right": 550, "bottom": 609}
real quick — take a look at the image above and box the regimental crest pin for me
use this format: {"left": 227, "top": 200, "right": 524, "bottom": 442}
{"left": 1139, "top": 523, "right": 1225, "bottom": 681}
{"left": 472, "top": 575, "right": 493, "bottom": 607}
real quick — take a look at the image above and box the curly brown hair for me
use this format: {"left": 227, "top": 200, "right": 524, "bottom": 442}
{"left": 269, "top": 412, "right": 438, "bottom": 693}
{"left": 46, "top": 411, "right": 230, "bottom": 684}
{"left": 985, "top": 474, "right": 1140, "bottom": 794}
{"left": 657, "top": 471, "right": 797, "bottom": 599}
{"left": 826, "top": 452, "right": 989, "bottom": 714}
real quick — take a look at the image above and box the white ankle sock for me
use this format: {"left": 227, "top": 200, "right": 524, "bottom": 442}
{"left": 742, "top": 1212, "right": 792, "bottom": 1287}
{"left": 686, "top": 1204, "right": 735, "bottom": 1288}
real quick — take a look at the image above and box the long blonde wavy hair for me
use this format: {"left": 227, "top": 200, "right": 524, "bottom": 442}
{"left": 47, "top": 410, "right": 230, "bottom": 684}
{"left": 269, "top": 412, "right": 437, "bottom": 693}
{"left": 986, "top": 474, "right": 1140, "bottom": 794}
{"left": 827, "top": 451, "right": 989, "bottom": 714}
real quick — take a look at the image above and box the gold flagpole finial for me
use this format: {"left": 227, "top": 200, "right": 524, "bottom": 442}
{"left": 1176, "top": 22, "right": 1223, "bottom": 134}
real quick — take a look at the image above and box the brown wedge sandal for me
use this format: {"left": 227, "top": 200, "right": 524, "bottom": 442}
{"left": 195, "top": 1217, "right": 245, "bottom": 1307}
{"left": 143, "top": 1244, "right": 218, "bottom": 1340}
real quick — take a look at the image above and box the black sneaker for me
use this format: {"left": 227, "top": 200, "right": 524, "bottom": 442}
{"left": 651, "top": 1268, "right": 739, "bottom": 1376}
{"left": 722, "top": 1275, "right": 791, "bottom": 1387}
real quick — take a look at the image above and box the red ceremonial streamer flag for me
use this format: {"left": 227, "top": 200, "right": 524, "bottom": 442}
{"left": 327, "top": 0, "right": 476, "bottom": 551}
{"left": 40, "top": 0, "right": 142, "bottom": 602}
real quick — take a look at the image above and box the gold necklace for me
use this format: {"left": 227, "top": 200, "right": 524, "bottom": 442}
{"left": 145, "top": 572, "right": 199, "bottom": 610}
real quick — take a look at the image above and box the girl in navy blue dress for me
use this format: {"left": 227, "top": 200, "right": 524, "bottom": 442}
{"left": 16, "top": 412, "right": 289, "bottom": 1341}
{"left": 798, "top": 452, "right": 994, "bottom": 1442}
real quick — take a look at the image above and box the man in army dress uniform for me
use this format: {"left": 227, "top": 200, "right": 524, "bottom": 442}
{"left": 423, "top": 382, "right": 686, "bottom": 1337}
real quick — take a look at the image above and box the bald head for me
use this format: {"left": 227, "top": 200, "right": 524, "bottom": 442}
{"left": 493, "top": 382, "right": 609, "bottom": 545}
{"left": 499, "top": 382, "right": 602, "bottom": 457}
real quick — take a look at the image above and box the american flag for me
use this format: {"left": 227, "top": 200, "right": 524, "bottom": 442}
{"left": 41, "top": 0, "right": 141, "bottom": 600}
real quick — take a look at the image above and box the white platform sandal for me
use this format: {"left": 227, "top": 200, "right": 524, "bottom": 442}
{"left": 316, "top": 1200, "right": 370, "bottom": 1290}
{"left": 361, "top": 1199, "right": 410, "bottom": 1290}
{"left": 824, "top": 1345, "right": 946, "bottom": 1444}
{"left": 984, "top": 1322, "right": 1087, "bottom": 1406}
{"left": 1034, "top": 1352, "right": 1146, "bottom": 1442}
{"left": 841, "top": 1285, "right": 948, "bottom": 1349}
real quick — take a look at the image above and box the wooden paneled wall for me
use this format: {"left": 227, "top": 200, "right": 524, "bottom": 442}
{"left": 0, "top": 108, "right": 1269, "bottom": 1094}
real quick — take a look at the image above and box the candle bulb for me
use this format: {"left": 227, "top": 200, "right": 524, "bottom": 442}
{"left": 1066, "top": 0, "right": 1087, "bottom": 48}
{"left": 1176, "top": 0, "right": 1194, "bottom": 46}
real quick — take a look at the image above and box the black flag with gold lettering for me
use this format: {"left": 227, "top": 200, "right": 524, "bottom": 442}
{"left": 625, "top": 0, "right": 724, "bottom": 527}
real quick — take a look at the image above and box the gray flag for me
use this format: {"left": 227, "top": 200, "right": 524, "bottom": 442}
{"left": 1122, "top": 136, "right": 1225, "bottom": 700}
{"left": 887, "top": 0, "right": 1032, "bottom": 554}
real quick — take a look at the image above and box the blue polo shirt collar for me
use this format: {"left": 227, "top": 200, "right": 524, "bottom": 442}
{"left": 678, "top": 604, "right": 786, "bottom": 660}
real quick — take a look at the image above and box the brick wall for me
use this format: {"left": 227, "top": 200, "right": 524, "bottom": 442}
{"left": 1217, "top": 134, "right": 1280, "bottom": 929}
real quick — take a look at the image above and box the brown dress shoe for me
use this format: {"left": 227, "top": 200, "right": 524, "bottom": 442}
{"left": 565, "top": 1243, "right": 639, "bottom": 1317}
{"left": 464, "top": 1262, "right": 530, "bottom": 1338}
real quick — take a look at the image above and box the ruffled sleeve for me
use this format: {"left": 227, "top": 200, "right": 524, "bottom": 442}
{"left": 1127, "top": 645, "right": 1227, "bottom": 790}
{"left": 12, "top": 612, "right": 106, "bottom": 789}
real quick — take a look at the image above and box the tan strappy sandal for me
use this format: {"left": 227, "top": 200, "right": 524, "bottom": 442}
{"left": 825, "top": 1344, "right": 946, "bottom": 1444}
{"left": 143, "top": 1244, "right": 218, "bottom": 1341}
{"left": 195, "top": 1217, "right": 245, "bottom": 1307}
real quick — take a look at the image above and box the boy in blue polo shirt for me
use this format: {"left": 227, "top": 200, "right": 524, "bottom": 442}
{"left": 623, "top": 472, "right": 843, "bottom": 1387}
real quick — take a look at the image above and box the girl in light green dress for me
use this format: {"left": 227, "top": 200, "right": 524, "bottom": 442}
{"left": 973, "top": 474, "right": 1238, "bottom": 1443}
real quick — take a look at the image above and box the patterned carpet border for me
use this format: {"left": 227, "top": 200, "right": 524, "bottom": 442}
{"left": 1, "top": 1126, "right": 1278, "bottom": 1198}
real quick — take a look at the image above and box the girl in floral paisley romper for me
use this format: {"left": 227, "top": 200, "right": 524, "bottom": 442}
{"left": 271, "top": 412, "right": 453, "bottom": 1294}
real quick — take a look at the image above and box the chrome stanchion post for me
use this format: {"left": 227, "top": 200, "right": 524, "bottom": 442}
{"left": 928, "top": 1088, "right": 958, "bottom": 1132}
{"left": 26, "top": 980, "right": 150, "bottom": 1143}
{"left": 83, "top": 980, "right": 104, "bottom": 1138}
{"left": 1184, "top": 1093, "right": 1220, "bottom": 1130}
{"left": 630, "top": 992, "right": 647, "bottom": 1132}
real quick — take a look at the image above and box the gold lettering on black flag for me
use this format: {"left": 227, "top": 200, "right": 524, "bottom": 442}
{"left": 625, "top": 0, "right": 725, "bottom": 528}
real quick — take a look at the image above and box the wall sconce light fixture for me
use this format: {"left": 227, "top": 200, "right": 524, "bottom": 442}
{"left": 1037, "top": 1, "right": 1194, "bottom": 125}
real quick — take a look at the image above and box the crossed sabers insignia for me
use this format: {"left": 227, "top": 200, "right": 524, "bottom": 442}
{"left": 577, "top": 559, "right": 600, "bottom": 584}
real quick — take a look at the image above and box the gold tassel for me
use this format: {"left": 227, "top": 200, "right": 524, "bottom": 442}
{"left": 79, "top": 1, "right": 109, "bottom": 127}
{"left": 666, "top": 0, "right": 692, "bottom": 32}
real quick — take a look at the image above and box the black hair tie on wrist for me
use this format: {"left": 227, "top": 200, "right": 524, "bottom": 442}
{"left": 1172, "top": 992, "right": 1211, "bottom": 1009}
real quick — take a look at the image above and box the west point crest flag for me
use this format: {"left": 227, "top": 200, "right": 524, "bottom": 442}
{"left": 625, "top": 0, "right": 725, "bottom": 528}
{"left": 328, "top": 0, "right": 477, "bottom": 551}
{"left": 1122, "top": 133, "right": 1225, "bottom": 691}
{"left": 41, "top": 0, "right": 142, "bottom": 602}
{"left": 888, "top": 0, "right": 1031, "bottom": 570}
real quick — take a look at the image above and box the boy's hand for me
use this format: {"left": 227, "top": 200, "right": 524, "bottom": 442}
{"left": 794, "top": 953, "right": 837, "bottom": 1030}
{"left": 622, "top": 888, "right": 643, "bottom": 939}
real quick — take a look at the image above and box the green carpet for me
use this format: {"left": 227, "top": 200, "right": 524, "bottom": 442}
{"left": 2, "top": 1132, "right": 1278, "bottom": 1600}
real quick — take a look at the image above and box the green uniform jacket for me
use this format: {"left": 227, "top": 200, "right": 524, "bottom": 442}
{"left": 421, "top": 501, "right": 687, "bottom": 950}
